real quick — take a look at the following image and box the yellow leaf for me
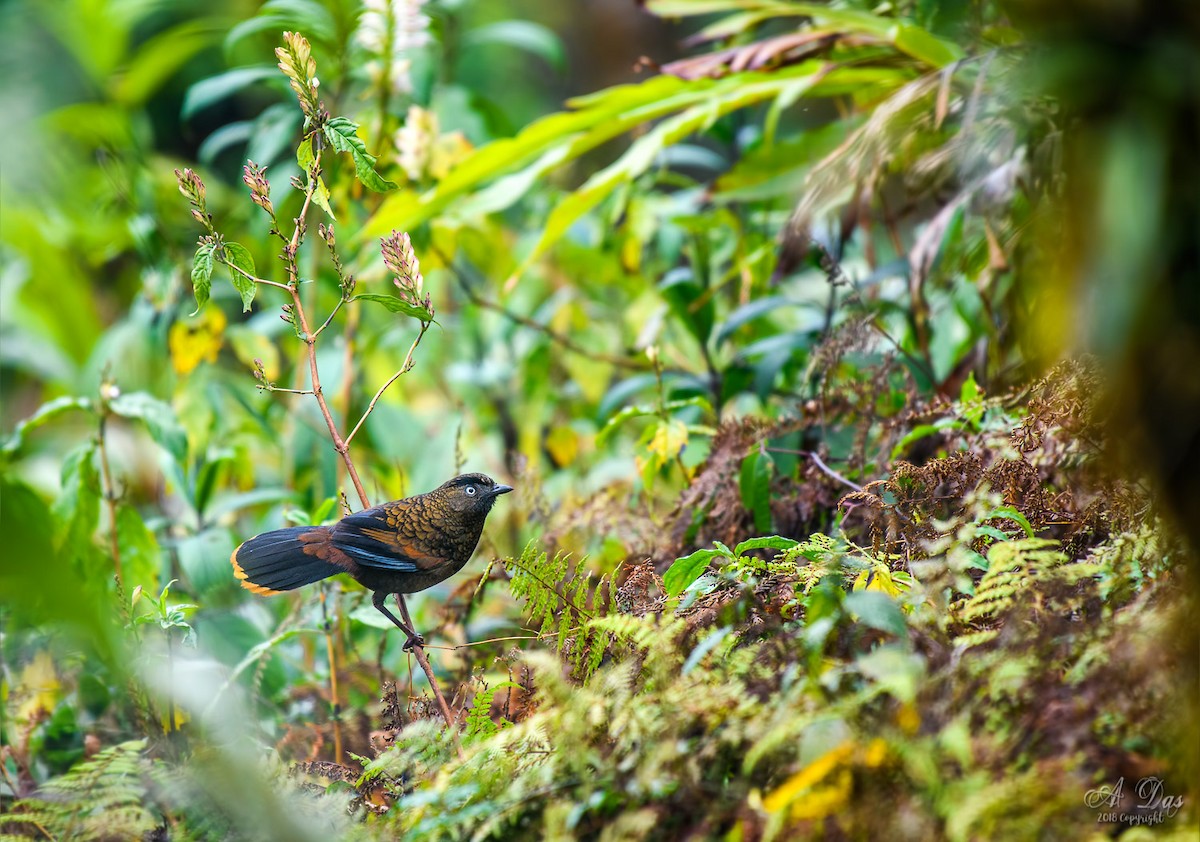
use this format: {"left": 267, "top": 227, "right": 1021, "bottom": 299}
{"left": 646, "top": 419, "right": 688, "bottom": 466}
{"left": 16, "top": 651, "right": 60, "bottom": 720}
{"left": 853, "top": 563, "right": 905, "bottom": 597}
{"left": 896, "top": 703, "right": 921, "bottom": 735}
{"left": 161, "top": 704, "right": 189, "bottom": 733}
{"left": 763, "top": 741, "right": 855, "bottom": 820}
{"left": 169, "top": 307, "right": 226, "bottom": 375}
{"left": 545, "top": 425, "right": 580, "bottom": 467}
{"left": 864, "top": 738, "right": 889, "bottom": 767}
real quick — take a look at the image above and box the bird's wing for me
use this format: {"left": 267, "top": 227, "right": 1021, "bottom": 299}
{"left": 330, "top": 503, "right": 443, "bottom": 572}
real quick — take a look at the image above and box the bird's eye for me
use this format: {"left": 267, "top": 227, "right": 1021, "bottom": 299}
{"left": 465, "top": 485, "right": 477, "bottom": 495}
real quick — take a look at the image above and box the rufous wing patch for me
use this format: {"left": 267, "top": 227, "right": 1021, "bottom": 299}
{"left": 358, "top": 527, "right": 442, "bottom": 569}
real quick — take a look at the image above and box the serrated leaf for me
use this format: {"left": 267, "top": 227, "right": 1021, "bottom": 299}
{"left": 190, "top": 242, "right": 215, "bottom": 314}
{"left": 221, "top": 242, "right": 257, "bottom": 312}
{"left": 352, "top": 292, "right": 433, "bottom": 322}
{"left": 323, "top": 116, "right": 397, "bottom": 192}
{"left": 109, "top": 392, "right": 188, "bottom": 463}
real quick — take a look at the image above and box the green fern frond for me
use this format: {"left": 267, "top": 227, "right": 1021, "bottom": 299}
{"left": 503, "top": 541, "right": 614, "bottom": 680}
{"left": 6, "top": 740, "right": 157, "bottom": 841}
{"left": 960, "top": 538, "right": 1076, "bottom": 624}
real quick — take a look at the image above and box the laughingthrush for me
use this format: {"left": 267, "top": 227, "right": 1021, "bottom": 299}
{"left": 231, "top": 473, "right": 512, "bottom": 649}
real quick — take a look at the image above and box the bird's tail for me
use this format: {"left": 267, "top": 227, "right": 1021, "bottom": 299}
{"left": 230, "top": 525, "right": 343, "bottom": 595}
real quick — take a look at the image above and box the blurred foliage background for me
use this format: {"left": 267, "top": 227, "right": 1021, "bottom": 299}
{"left": 1, "top": 0, "right": 1197, "bottom": 839}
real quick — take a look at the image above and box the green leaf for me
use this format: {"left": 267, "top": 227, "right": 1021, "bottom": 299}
{"left": 182, "top": 65, "right": 279, "bottom": 119}
{"left": 2, "top": 396, "right": 94, "bottom": 456}
{"left": 664, "top": 547, "right": 727, "bottom": 597}
{"left": 660, "top": 269, "right": 716, "bottom": 348}
{"left": 109, "top": 392, "right": 188, "bottom": 463}
{"left": 734, "top": 535, "right": 799, "bottom": 555}
{"left": 856, "top": 645, "right": 924, "bottom": 703}
{"left": 323, "top": 116, "right": 397, "bottom": 192}
{"left": 464, "top": 21, "right": 566, "bottom": 71}
{"left": 310, "top": 174, "right": 334, "bottom": 218}
{"left": 889, "top": 418, "right": 964, "bottom": 461}
{"left": 53, "top": 442, "right": 101, "bottom": 559}
{"left": 114, "top": 19, "right": 217, "bottom": 107}
{"left": 682, "top": 625, "right": 733, "bottom": 675}
{"left": 739, "top": 450, "right": 774, "bottom": 533}
{"left": 987, "top": 506, "right": 1035, "bottom": 538}
{"left": 891, "top": 23, "right": 964, "bottom": 68}
{"left": 958, "top": 372, "right": 985, "bottom": 429}
{"left": 296, "top": 134, "right": 315, "bottom": 172}
{"left": 844, "top": 590, "right": 908, "bottom": 638}
{"left": 349, "top": 603, "right": 399, "bottom": 629}
{"left": 190, "top": 242, "right": 215, "bottom": 314}
{"left": 116, "top": 505, "right": 161, "bottom": 590}
{"left": 221, "top": 242, "right": 257, "bottom": 312}
{"left": 352, "top": 292, "right": 433, "bottom": 323}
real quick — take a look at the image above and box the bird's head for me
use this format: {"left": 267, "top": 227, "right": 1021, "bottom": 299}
{"left": 436, "top": 473, "right": 513, "bottom": 517}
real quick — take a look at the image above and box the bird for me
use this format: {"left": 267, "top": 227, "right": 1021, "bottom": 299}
{"left": 230, "top": 473, "right": 512, "bottom": 650}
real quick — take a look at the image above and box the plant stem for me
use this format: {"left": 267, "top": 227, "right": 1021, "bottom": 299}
{"left": 397, "top": 595, "right": 459, "bottom": 736}
{"left": 319, "top": 588, "right": 343, "bottom": 763}
{"left": 344, "top": 321, "right": 430, "bottom": 447}
{"left": 96, "top": 408, "right": 123, "bottom": 586}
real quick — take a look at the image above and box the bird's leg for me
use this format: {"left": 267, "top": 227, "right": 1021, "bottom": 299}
{"left": 395, "top": 594, "right": 425, "bottom": 651}
{"left": 372, "top": 591, "right": 425, "bottom": 651}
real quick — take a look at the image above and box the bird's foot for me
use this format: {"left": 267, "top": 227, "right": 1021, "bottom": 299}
{"left": 402, "top": 632, "right": 426, "bottom": 651}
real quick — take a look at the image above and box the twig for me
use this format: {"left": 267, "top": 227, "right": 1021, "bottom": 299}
{"left": 433, "top": 246, "right": 650, "bottom": 371}
{"left": 344, "top": 320, "right": 431, "bottom": 448}
{"left": 262, "top": 386, "right": 316, "bottom": 395}
{"left": 224, "top": 260, "right": 292, "bottom": 291}
{"left": 766, "top": 446, "right": 863, "bottom": 492}
{"left": 312, "top": 294, "right": 349, "bottom": 339}
{"left": 425, "top": 633, "right": 544, "bottom": 651}
{"left": 396, "top": 594, "right": 460, "bottom": 742}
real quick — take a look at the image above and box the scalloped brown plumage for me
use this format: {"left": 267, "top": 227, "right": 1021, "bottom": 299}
{"left": 230, "top": 473, "right": 512, "bottom": 648}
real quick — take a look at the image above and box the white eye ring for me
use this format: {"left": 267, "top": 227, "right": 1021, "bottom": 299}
{"left": 465, "top": 486, "right": 476, "bottom": 495}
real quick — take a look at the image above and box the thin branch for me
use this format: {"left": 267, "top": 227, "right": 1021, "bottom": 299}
{"left": 312, "top": 294, "right": 349, "bottom": 339}
{"left": 344, "top": 321, "right": 430, "bottom": 447}
{"left": 766, "top": 446, "right": 863, "bottom": 492}
{"left": 426, "top": 633, "right": 544, "bottom": 651}
{"left": 433, "top": 246, "right": 650, "bottom": 371}
{"left": 262, "top": 386, "right": 316, "bottom": 395}
{"left": 397, "top": 595, "right": 462, "bottom": 757}
{"left": 224, "top": 260, "right": 292, "bottom": 291}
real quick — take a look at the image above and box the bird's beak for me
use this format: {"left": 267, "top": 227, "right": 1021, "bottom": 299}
{"left": 493, "top": 484, "right": 514, "bottom": 496}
